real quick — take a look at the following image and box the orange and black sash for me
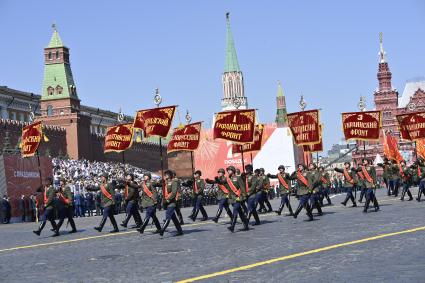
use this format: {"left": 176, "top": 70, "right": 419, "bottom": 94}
{"left": 398, "top": 165, "right": 406, "bottom": 180}
{"left": 357, "top": 172, "right": 364, "bottom": 180}
{"left": 226, "top": 178, "right": 241, "bottom": 197}
{"left": 100, "top": 185, "right": 113, "bottom": 200}
{"left": 361, "top": 166, "right": 374, "bottom": 185}
{"left": 194, "top": 180, "right": 199, "bottom": 194}
{"left": 43, "top": 189, "right": 48, "bottom": 205}
{"left": 297, "top": 171, "right": 309, "bottom": 187}
{"left": 418, "top": 167, "right": 422, "bottom": 179}
{"left": 164, "top": 182, "right": 170, "bottom": 200}
{"left": 142, "top": 182, "right": 154, "bottom": 198}
{"left": 277, "top": 174, "right": 289, "bottom": 190}
{"left": 218, "top": 184, "right": 229, "bottom": 194}
{"left": 58, "top": 192, "right": 70, "bottom": 205}
{"left": 124, "top": 185, "right": 129, "bottom": 199}
{"left": 343, "top": 169, "right": 354, "bottom": 184}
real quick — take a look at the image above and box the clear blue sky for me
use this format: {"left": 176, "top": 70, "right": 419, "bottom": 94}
{"left": 1, "top": 1, "right": 424, "bottom": 151}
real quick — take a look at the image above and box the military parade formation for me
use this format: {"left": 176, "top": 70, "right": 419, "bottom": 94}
{"left": 32, "top": 155, "right": 425, "bottom": 238}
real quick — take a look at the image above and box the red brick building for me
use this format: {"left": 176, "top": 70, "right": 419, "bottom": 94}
{"left": 352, "top": 34, "right": 425, "bottom": 165}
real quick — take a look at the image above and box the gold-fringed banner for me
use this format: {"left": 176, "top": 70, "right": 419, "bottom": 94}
{"left": 287, "top": 109, "right": 320, "bottom": 145}
{"left": 21, "top": 122, "right": 43, "bottom": 158}
{"left": 213, "top": 109, "right": 255, "bottom": 144}
{"left": 232, "top": 125, "right": 264, "bottom": 154}
{"left": 104, "top": 123, "right": 134, "bottom": 153}
{"left": 341, "top": 111, "right": 382, "bottom": 141}
{"left": 133, "top": 106, "right": 176, "bottom": 138}
{"left": 167, "top": 122, "right": 202, "bottom": 153}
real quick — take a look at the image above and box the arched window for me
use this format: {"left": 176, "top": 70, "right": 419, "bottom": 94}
{"left": 56, "top": 85, "right": 63, "bottom": 94}
{"left": 47, "top": 105, "right": 53, "bottom": 116}
{"left": 48, "top": 52, "right": 52, "bottom": 60}
{"left": 47, "top": 86, "right": 54, "bottom": 96}
{"left": 56, "top": 50, "right": 60, "bottom": 59}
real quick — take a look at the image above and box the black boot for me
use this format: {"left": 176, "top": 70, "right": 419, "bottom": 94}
{"left": 200, "top": 207, "right": 208, "bottom": 221}
{"left": 293, "top": 204, "right": 302, "bottom": 219}
{"left": 137, "top": 218, "right": 150, "bottom": 234}
{"left": 227, "top": 213, "right": 238, "bottom": 232}
{"left": 287, "top": 204, "right": 294, "bottom": 216}
{"left": 176, "top": 210, "right": 184, "bottom": 225}
{"left": 152, "top": 215, "right": 162, "bottom": 233}
{"left": 213, "top": 208, "right": 222, "bottom": 223}
{"left": 110, "top": 216, "right": 119, "bottom": 233}
{"left": 33, "top": 221, "right": 46, "bottom": 236}
{"left": 400, "top": 190, "right": 406, "bottom": 201}
{"left": 275, "top": 203, "right": 284, "bottom": 215}
{"left": 252, "top": 210, "right": 260, "bottom": 226}
{"left": 305, "top": 204, "right": 314, "bottom": 221}
{"left": 191, "top": 209, "right": 199, "bottom": 222}
{"left": 94, "top": 216, "right": 106, "bottom": 232}
{"left": 120, "top": 214, "right": 130, "bottom": 228}
{"left": 407, "top": 190, "right": 413, "bottom": 201}
{"left": 160, "top": 219, "right": 171, "bottom": 236}
{"left": 172, "top": 215, "right": 183, "bottom": 236}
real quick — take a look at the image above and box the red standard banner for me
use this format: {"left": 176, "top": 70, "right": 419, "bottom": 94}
{"left": 104, "top": 123, "right": 134, "bottom": 153}
{"left": 213, "top": 109, "right": 256, "bottom": 144}
{"left": 396, "top": 112, "right": 425, "bottom": 140}
{"left": 287, "top": 109, "right": 320, "bottom": 145}
{"left": 133, "top": 106, "right": 176, "bottom": 138}
{"left": 232, "top": 125, "right": 264, "bottom": 154}
{"left": 303, "top": 125, "right": 323, "bottom": 153}
{"left": 167, "top": 122, "right": 202, "bottom": 153}
{"left": 21, "top": 122, "right": 43, "bottom": 158}
{"left": 341, "top": 111, "right": 382, "bottom": 141}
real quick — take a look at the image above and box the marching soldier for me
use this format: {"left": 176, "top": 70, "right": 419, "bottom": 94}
{"left": 157, "top": 170, "right": 183, "bottom": 236}
{"left": 308, "top": 163, "right": 323, "bottom": 216}
{"left": 388, "top": 159, "right": 401, "bottom": 197}
{"left": 415, "top": 158, "right": 425, "bottom": 201}
{"left": 120, "top": 173, "right": 143, "bottom": 228}
{"left": 268, "top": 165, "right": 293, "bottom": 216}
{"left": 173, "top": 171, "right": 185, "bottom": 226}
{"left": 137, "top": 172, "right": 161, "bottom": 234}
{"left": 355, "top": 159, "right": 379, "bottom": 213}
{"left": 183, "top": 170, "right": 208, "bottom": 222}
{"left": 244, "top": 164, "right": 261, "bottom": 225}
{"left": 206, "top": 168, "right": 233, "bottom": 223}
{"left": 215, "top": 166, "right": 249, "bottom": 232}
{"left": 289, "top": 164, "right": 314, "bottom": 221}
{"left": 319, "top": 167, "right": 332, "bottom": 206}
{"left": 56, "top": 178, "right": 77, "bottom": 234}
{"left": 259, "top": 168, "right": 273, "bottom": 213}
{"left": 33, "top": 177, "right": 59, "bottom": 237}
{"left": 87, "top": 173, "right": 119, "bottom": 233}
{"left": 334, "top": 162, "right": 357, "bottom": 207}
{"left": 399, "top": 160, "right": 413, "bottom": 201}
{"left": 377, "top": 157, "right": 391, "bottom": 196}
{"left": 357, "top": 170, "right": 366, "bottom": 203}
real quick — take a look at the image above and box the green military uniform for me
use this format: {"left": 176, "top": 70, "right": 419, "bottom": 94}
{"left": 225, "top": 175, "right": 246, "bottom": 204}
{"left": 88, "top": 182, "right": 119, "bottom": 233}
{"left": 44, "top": 185, "right": 56, "bottom": 209}
{"left": 140, "top": 180, "right": 158, "bottom": 208}
{"left": 57, "top": 185, "right": 77, "bottom": 233}
{"left": 334, "top": 168, "right": 357, "bottom": 188}
{"left": 289, "top": 170, "right": 314, "bottom": 220}
{"left": 268, "top": 172, "right": 293, "bottom": 215}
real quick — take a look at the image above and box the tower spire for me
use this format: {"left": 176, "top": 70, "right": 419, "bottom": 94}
{"left": 224, "top": 12, "right": 240, "bottom": 73}
{"left": 221, "top": 12, "right": 247, "bottom": 111}
{"left": 275, "top": 81, "right": 288, "bottom": 127}
{"left": 379, "top": 32, "right": 386, "bottom": 63}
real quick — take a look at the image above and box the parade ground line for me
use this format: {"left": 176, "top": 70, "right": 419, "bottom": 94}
{"left": 176, "top": 225, "right": 425, "bottom": 283}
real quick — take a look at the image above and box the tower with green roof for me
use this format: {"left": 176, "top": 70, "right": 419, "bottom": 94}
{"left": 40, "top": 24, "right": 80, "bottom": 117}
{"left": 38, "top": 25, "right": 91, "bottom": 160}
{"left": 275, "top": 81, "right": 288, "bottom": 127}
{"left": 221, "top": 13, "right": 247, "bottom": 111}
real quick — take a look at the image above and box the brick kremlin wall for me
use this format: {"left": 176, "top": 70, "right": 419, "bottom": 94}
{"left": 0, "top": 119, "right": 193, "bottom": 176}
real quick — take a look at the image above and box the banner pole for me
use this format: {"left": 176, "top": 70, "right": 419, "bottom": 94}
{"left": 250, "top": 153, "right": 253, "bottom": 167}
{"left": 363, "top": 141, "right": 366, "bottom": 159}
{"left": 36, "top": 150, "right": 43, "bottom": 188}
{"left": 241, "top": 147, "right": 245, "bottom": 173}
{"left": 415, "top": 141, "right": 418, "bottom": 161}
{"left": 190, "top": 151, "right": 195, "bottom": 176}
{"left": 122, "top": 151, "right": 126, "bottom": 175}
